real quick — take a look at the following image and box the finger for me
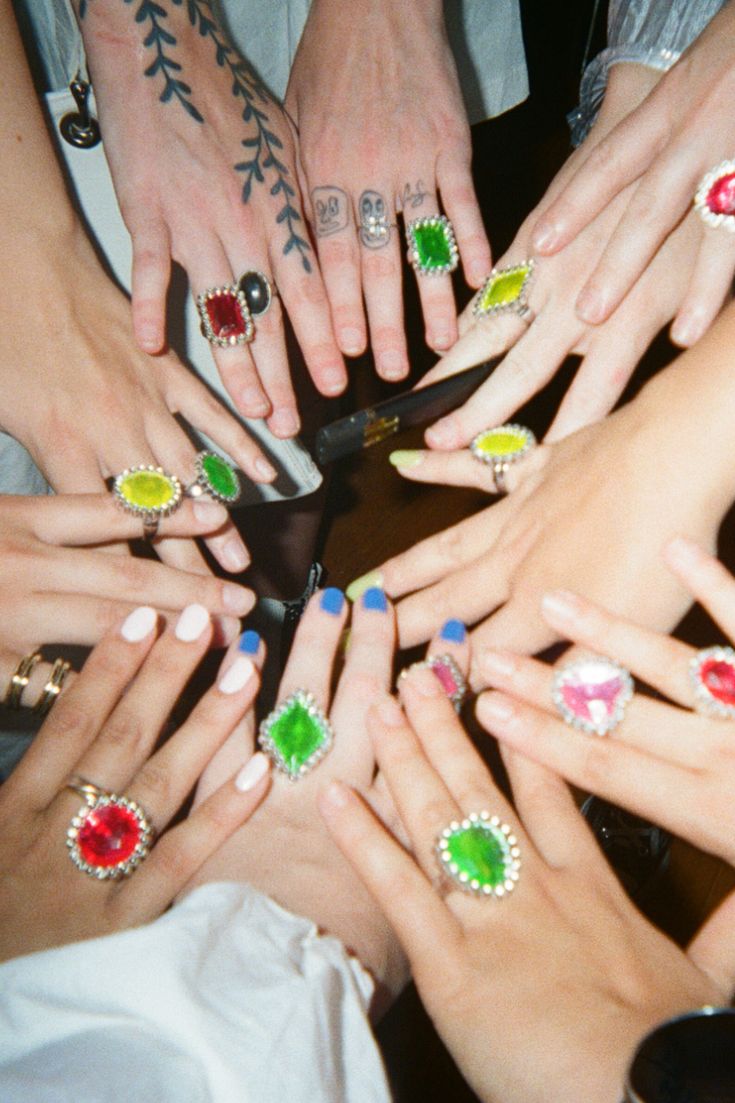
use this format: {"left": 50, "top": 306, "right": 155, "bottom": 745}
{"left": 469, "top": 594, "right": 560, "bottom": 682}
{"left": 11, "top": 606, "right": 160, "bottom": 811}
{"left": 276, "top": 587, "right": 349, "bottom": 708}
{"left": 0, "top": 649, "right": 76, "bottom": 711}
{"left": 688, "top": 891, "right": 735, "bottom": 992}
{"left": 417, "top": 311, "right": 521, "bottom": 392}
{"left": 405, "top": 196, "right": 459, "bottom": 353}
{"left": 129, "top": 215, "right": 171, "bottom": 354}
{"left": 358, "top": 186, "right": 409, "bottom": 381}
{"left": 389, "top": 447, "right": 498, "bottom": 493}
{"left": 309, "top": 184, "right": 367, "bottom": 358}
{"left": 425, "top": 617, "right": 470, "bottom": 679}
{"left": 671, "top": 229, "right": 735, "bottom": 348}
{"left": 437, "top": 146, "right": 491, "bottom": 289}
{"left": 663, "top": 536, "right": 735, "bottom": 641}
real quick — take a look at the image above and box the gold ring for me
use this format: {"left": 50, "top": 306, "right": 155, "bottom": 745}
{"left": 4, "top": 652, "right": 42, "bottom": 709}
{"left": 34, "top": 658, "right": 72, "bottom": 717}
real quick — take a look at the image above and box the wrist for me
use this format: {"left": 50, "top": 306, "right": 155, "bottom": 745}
{"left": 597, "top": 63, "right": 662, "bottom": 130}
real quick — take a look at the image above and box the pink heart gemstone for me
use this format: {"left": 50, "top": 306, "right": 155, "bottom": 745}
{"left": 555, "top": 658, "right": 632, "bottom": 734}
{"left": 700, "top": 658, "right": 735, "bottom": 706}
{"left": 706, "top": 172, "right": 735, "bottom": 216}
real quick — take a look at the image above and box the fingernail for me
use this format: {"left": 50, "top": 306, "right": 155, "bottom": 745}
{"left": 322, "top": 367, "right": 346, "bottom": 395}
{"left": 346, "top": 570, "right": 383, "bottom": 603}
{"left": 480, "top": 693, "right": 515, "bottom": 723}
{"left": 430, "top": 330, "right": 452, "bottom": 351}
{"left": 270, "top": 408, "right": 300, "bottom": 437}
{"left": 121, "top": 605, "right": 157, "bottom": 642}
{"left": 362, "top": 586, "right": 388, "bottom": 612}
{"left": 375, "top": 695, "right": 404, "bottom": 726}
{"left": 670, "top": 313, "right": 703, "bottom": 347}
{"left": 480, "top": 650, "right": 516, "bottom": 680}
{"left": 321, "top": 778, "right": 349, "bottom": 810}
{"left": 665, "top": 535, "right": 703, "bottom": 569}
{"left": 425, "top": 417, "right": 459, "bottom": 449}
{"left": 219, "top": 655, "right": 255, "bottom": 694}
{"left": 532, "top": 221, "right": 559, "bottom": 252}
{"left": 242, "top": 387, "right": 270, "bottom": 416}
{"left": 223, "top": 583, "right": 253, "bottom": 616}
{"left": 176, "top": 603, "right": 210, "bottom": 641}
{"left": 238, "top": 629, "right": 261, "bottom": 655}
{"left": 222, "top": 540, "right": 249, "bottom": 573}
{"left": 340, "top": 327, "right": 364, "bottom": 355}
{"left": 389, "top": 449, "right": 423, "bottom": 469}
{"left": 377, "top": 350, "right": 407, "bottom": 379}
{"left": 541, "top": 590, "right": 582, "bottom": 623}
{"left": 235, "top": 751, "right": 270, "bottom": 792}
{"left": 320, "top": 587, "right": 345, "bottom": 616}
{"left": 440, "top": 618, "right": 466, "bottom": 643}
{"left": 193, "top": 499, "right": 228, "bottom": 526}
{"left": 576, "top": 288, "right": 608, "bottom": 324}
{"left": 254, "top": 456, "right": 278, "bottom": 481}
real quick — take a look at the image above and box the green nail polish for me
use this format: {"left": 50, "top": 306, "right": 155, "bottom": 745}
{"left": 389, "top": 450, "right": 423, "bottom": 469}
{"left": 346, "top": 570, "right": 384, "bottom": 603}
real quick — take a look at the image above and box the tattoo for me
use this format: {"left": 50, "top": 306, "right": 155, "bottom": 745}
{"left": 312, "top": 186, "right": 349, "bottom": 237}
{"left": 401, "top": 180, "right": 429, "bottom": 210}
{"left": 358, "top": 190, "right": 391, "bottom": 249}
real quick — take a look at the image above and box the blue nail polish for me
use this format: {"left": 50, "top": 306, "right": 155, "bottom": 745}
{"left": 238, "top": 629, "right": 261, "bottom": 655}
{"left": 363, "top": 586, "right": 388, "bottom": 612}
{"left": 320, "top": 587, "right": 345, "bottom": 616}
{"left": 440, "top": 619, "right": 466, "bottom": 644}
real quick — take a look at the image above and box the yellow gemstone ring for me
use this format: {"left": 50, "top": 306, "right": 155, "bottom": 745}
{"left": 470, "top": 424, "right": 536, "bottom": 495}
{"left": 473, "top": 260, "right": 534, "bottom": 321}
{"left": 112, "top": 464, "right": 183, "bottom": 539}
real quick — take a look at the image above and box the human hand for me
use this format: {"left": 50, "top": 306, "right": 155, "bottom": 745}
{"left": 0, "top": 603, "right": 271, "bottom": 962}
{"left": 74, "top": 0, "right": 346, "bottom": 433}
{"left": 319, "top": 671, "right": 728, "bottom": 1103}
{"left": 0, "top": 493, "right": 254, "bottom": 656}
{"left": 530, "top": 4, "right": 735, "bottom": 348}
{"left": 285, "top": 0, "right": 489, "bottom": 379}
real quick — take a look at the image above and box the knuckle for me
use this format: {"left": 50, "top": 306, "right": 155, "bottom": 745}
{"left": 579, "top": 737, "right": 612, "bottom": 793}
{"left": 99, "top": 706, "right": 149, "bottom": 756}
{"left": 362, "top": 253, "right": 398, "bottom": 279}
{"left": 437, "top": 527, "right": 467, "bottom": 568}
{"left": 133, "top": 760, "right": 173, "bottom": 806}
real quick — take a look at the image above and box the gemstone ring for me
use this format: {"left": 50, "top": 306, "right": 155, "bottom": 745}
{"left": 694, "top": 160, "right": 735, "bottom": 232}
{"left": 473, "top": 259, "right": 535, "bottom": 321}
{"left": 196, "top": 284, "right": 255, "bottom": 347}
{"left": 186, "top": 451, "right": 241, "bottom": 506}
{"left": 398, "top": 654, "right": 467, "bottom": 712}
{"left": 258, "top": 688, "right": 334, "bottom": 781}
{"left": 236, "top": 270, "right": 275, "bottom": 317}
{"left": 112, "top": 464, "right": 183, "bottom": 540}
{"left": 469, "top": 423, "right": 536, "bottom": 495}
{"left": 690, "top": 645, "right": 735, "bottom": 719}
{"left": 436, "top": 810, "right": 521, "bottom": 899}
{"left": 406, "top": 214, "right": 459, "bottom": 276}
{"left": 552, "top": 656, "right": 634, "bottom": 737}
{"left": 65, "top": 777, "right": 155, "bottom": 880}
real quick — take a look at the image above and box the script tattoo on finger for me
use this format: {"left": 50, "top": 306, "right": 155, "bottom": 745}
{"left": 401, "top": 180, "right": 430, "bottom": 210}
{"left": 358, "top": 190, "right": 391, "bottom": 248}
{"left": 312, "top": 187, "right": 350, "bottom": 237}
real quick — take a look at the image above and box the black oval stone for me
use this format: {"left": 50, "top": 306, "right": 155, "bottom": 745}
{"left": 238, "top": 271, "right": 271, "bottom": 316}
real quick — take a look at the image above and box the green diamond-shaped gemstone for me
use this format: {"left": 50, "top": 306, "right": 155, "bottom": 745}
{"left": 411, "top": 219, "right": 455, "bottom": 271}
{"left": 260, "top": 691, "right": 332, "bottom": 779}
{"left": 200, "top": 452, "right": 240, "bottom": 503}
{"left": 119, "top": 470, "right": 176, "bottom": 511}
{"left": 446, "top": 824, "right": 508, "bottom": 888}
{"left": 476, "top": 262, "right": 532, "bottom": 314}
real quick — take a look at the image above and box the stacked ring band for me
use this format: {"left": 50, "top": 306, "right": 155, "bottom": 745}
{"left": 197, "top": 271, "right": 275, "bottom": 347}
{"left": 65, "top": 777, "right": 154, "bottom": 879}
{"left": 34, "top": 658, "right": 72, "bottom": 716}
{"left": 473, "top": 259, "right": 535, "bottom": 320}
{"left": 689, "top": 645, "right": 735, "bottom": 719}
{"left": 3, "top": 652, "right": 42, "bottom": 709}
{"left": 469, "top": 423, "right": 536, "bottom": 495}
{"left": 258, "top": 688, "right": 334, "bottom": 781}
{"left": 694, "top": 160, "right": 735, "bottom": 232}
{"left": 552, "top": 656, "right": 633, "bottom": 736}
{"left": 436, "top": 810, "right": 521, "bottom": 898}
{"left": 406, "top": 215, "right": 459, "bottom": 275}
{"left": 112, "top": 465, "right": 183, "bottom": 540}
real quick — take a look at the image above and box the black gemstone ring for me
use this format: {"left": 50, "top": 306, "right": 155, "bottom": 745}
{"left": 237, "top": 271, "right": 275, "bottom": 317}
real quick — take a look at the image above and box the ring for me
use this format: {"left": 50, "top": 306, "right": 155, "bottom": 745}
{"left": 552, "top": 656, "right": 633, "bottom": 736}
{"left": 473, "top": 259, "right": 535, "bottom": 320}
{"left": 196, "top": 284, "right": 255, "bottom": 346}
{"left": 186, "top": 450, "right": 241, "bottom": 505}
{"left": 436, "top": 810, "right": 521, "bottom": 898}
{"left": 694, "top": 160, "right": 735, "bottom": 231}
{"left": 236, "top": 270, "right": 275, "bottom": 317}
{"left": 34, "top": 657, "right": 72, "bottom": 717}
{"left": 65, "top": 777, "right": 154, "bottom": 879}
{"left": 112, "top": 465, "right": 183, "bottom": 540}
{"left": 406, "top": 214, "right": 459, "bottom": 276}
{"left": 4, "top": 652, "right": 42, "bottom": 709}
{"left": 689, "top": 645, "right": 735, "bottom": 719}
{"left": 398, "top": 654, "right": 467, "bottom": 712}
{"left": 258, "top": 688, "right": 334, "bottom": 781}
{"left": 469, "top": 423, "right": 536, "bottom": 495}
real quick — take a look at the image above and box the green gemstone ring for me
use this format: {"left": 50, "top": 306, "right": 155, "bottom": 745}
{"left": 437, "top": 811, "right": 521, "bottom": 898}
{"left": 469, "top": 424, "right": 536, "bottom": 495}
{"left": 187, "top": 451, "right": 241, "bottom": 505}
{"left": 258, "top": 688, "right": 334, "bottom": 781}
{"left": 473, "top": 260, "right": 534, "bottom": 321}
{"left": 112, "top": 465, "right": 183, "bottom": 539}
{"left": 406, "top": 215, "right": 459, "bottom": 276}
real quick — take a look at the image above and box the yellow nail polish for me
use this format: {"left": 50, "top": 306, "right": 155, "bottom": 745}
{"left": 389, "top": 450, "right": 423, "bottom": 469}
{"left": 346, "top": 570, "right": 384, "bottom": 603}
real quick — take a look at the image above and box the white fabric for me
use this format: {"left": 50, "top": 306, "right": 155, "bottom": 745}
{"left": 0, "top": 882, "right": 392, "bottom": 1103}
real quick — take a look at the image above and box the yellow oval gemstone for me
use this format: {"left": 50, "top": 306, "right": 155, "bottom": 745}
{"left": 119, "top": 471, "right": 176, "bottom": 510}
{"left": 474, "top": 429, "right": 527, "bottom": 458}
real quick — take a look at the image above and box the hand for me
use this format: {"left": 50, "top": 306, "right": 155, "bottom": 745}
{"left": 417, "top": 63, "right": 705, "bottom": 446}
{"left": 0, "top": 493, "right": 254, "bottom": 655}
{"left": 285, "top": 0, "right": 490, "bottom": 379}
{"left": 319, "top": 673, "right": 730, "bottom": 1103}
{"left": 530, "top": 4, "right": 735, "bottom": 347}
{"left": 75, "top": 0, "right": 347, "bottom": 433}
{"left": 0, "top": 603, "right": 271, "bottom": 962}
{"left": 476, "top": 536, "right": 735, "bottom": 869}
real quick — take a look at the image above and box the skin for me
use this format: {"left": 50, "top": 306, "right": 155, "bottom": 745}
{"left": 285, "top": 0, "right": 490, "bottom": 378}
{"left": 318, "top": 678, "right": 731, "bottom": 1103}
{"left": 0, "top": 604, "right": 270, "bottom": 962}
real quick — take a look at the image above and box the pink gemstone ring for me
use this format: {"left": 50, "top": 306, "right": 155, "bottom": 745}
{"left": 65, "top": 778, "right": 154, "bottom": 880}
{"left": 196, "top": 284, "right": 255, "bottom": 347}
{"left": 551, "top": 656, "right": 633, "bottom": 736}
{"left": 689, "top": 645, "right": 735, "bottom": 719}
{"left": 694, "top": 160, "right": 735, "bottom": 232}
{"left": 398, "top": 653, "right": 468, "bottom": 712}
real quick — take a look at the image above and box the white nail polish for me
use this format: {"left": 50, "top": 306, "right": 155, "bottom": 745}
{"left": 218, "top": 656, "right": 255, "bottom": 694}
{"left": 235, "top": 752, "right": 270, "bottom": 791}
{"left": 175, "top": 603, "right": 210, "bottom": 642}
{"left": 121, "top": 606, "right": 157, "bottom": 642}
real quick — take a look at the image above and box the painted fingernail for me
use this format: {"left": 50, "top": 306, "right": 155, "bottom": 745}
{"left": 389, "top": 449, "right": 423, "bottom": 469}
{"left": 425, "top": 417, "right": 459, "bottom": 449}
{"left": 480, "top": 650, "right": 516, "bottom": 680}
{"left": 346, "top": 570, "right": 383, "bottom": 603}
{"left": 176, "top": 603, "right": 210, "bottom": 641}
{"left": 193, "top": 499, "right": 228, "bottom": 526}
{"left": 340, "top": 327, "right": 364, "bottom": 355}
{"left": 377, "top": 350, "right": 407, "bottom": 379}
{"left": 541, "top": 590, "right": 582, "bottom": 622}
{"left": 532, "top": 221, "right": 559, "bottom": 252}
{"left": 238, "top": 629, "right": 261, "bottom": 655}
{"left": 375, "top": 695, "right": 404, "bottom": 726}
{"left": 219, "top": 655, "right": 255, "bottom": 694}
{"left": 440, "top": 618, "right": 466, "bottom": 643}
{"left": 270, "top": 408, "right": 300, "bottom": 437}
{"left": 121, "top": 605, "right": 157, "bottom": 642}
{"left": 480, "top": 693, "right": 515, "bottom": 723}
{"left": 254, "top": 456, "right": 278, "bottom": 481}
{"left": 320, "top": 587, "right": 345, "bottom": 616}
{"left": 575, "top": 288, "right": 608, "bottom": 324}
{"left": 223, "top": 583, "right": 253, "bottom": 615}
{"left": 222, "top": 540, "right": 249, "bottom": 573}
{"left": 235, "top": 751, "right": 270, "bottom": 792}
{"left": 362, "top": 586, "right": 388, "bottom": 612}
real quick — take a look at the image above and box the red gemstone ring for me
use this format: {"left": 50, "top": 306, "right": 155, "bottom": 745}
{"left": 196, "top": 284, "right": 255, "bottom": 347}
{"left": 690, "top": 645, "right": 735, "bottom": 719}
{"left": 694, "top": 160, "right": 735, "bottom": 232}
{"left": 65, "top": 778, "right": 155, "bottom": 880}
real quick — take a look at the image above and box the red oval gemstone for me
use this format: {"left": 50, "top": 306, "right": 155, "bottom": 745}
{"left": 78, "top": 803, "right": 142, "bottom": 868}
{"left": 700, "top": 659, "right": 735, "bottom": 705}
{"left": 206, "top": 290, "right": 247, "bottom": 339}
{"left": 706, "top": 173, "right": 735, "bottom": 216}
